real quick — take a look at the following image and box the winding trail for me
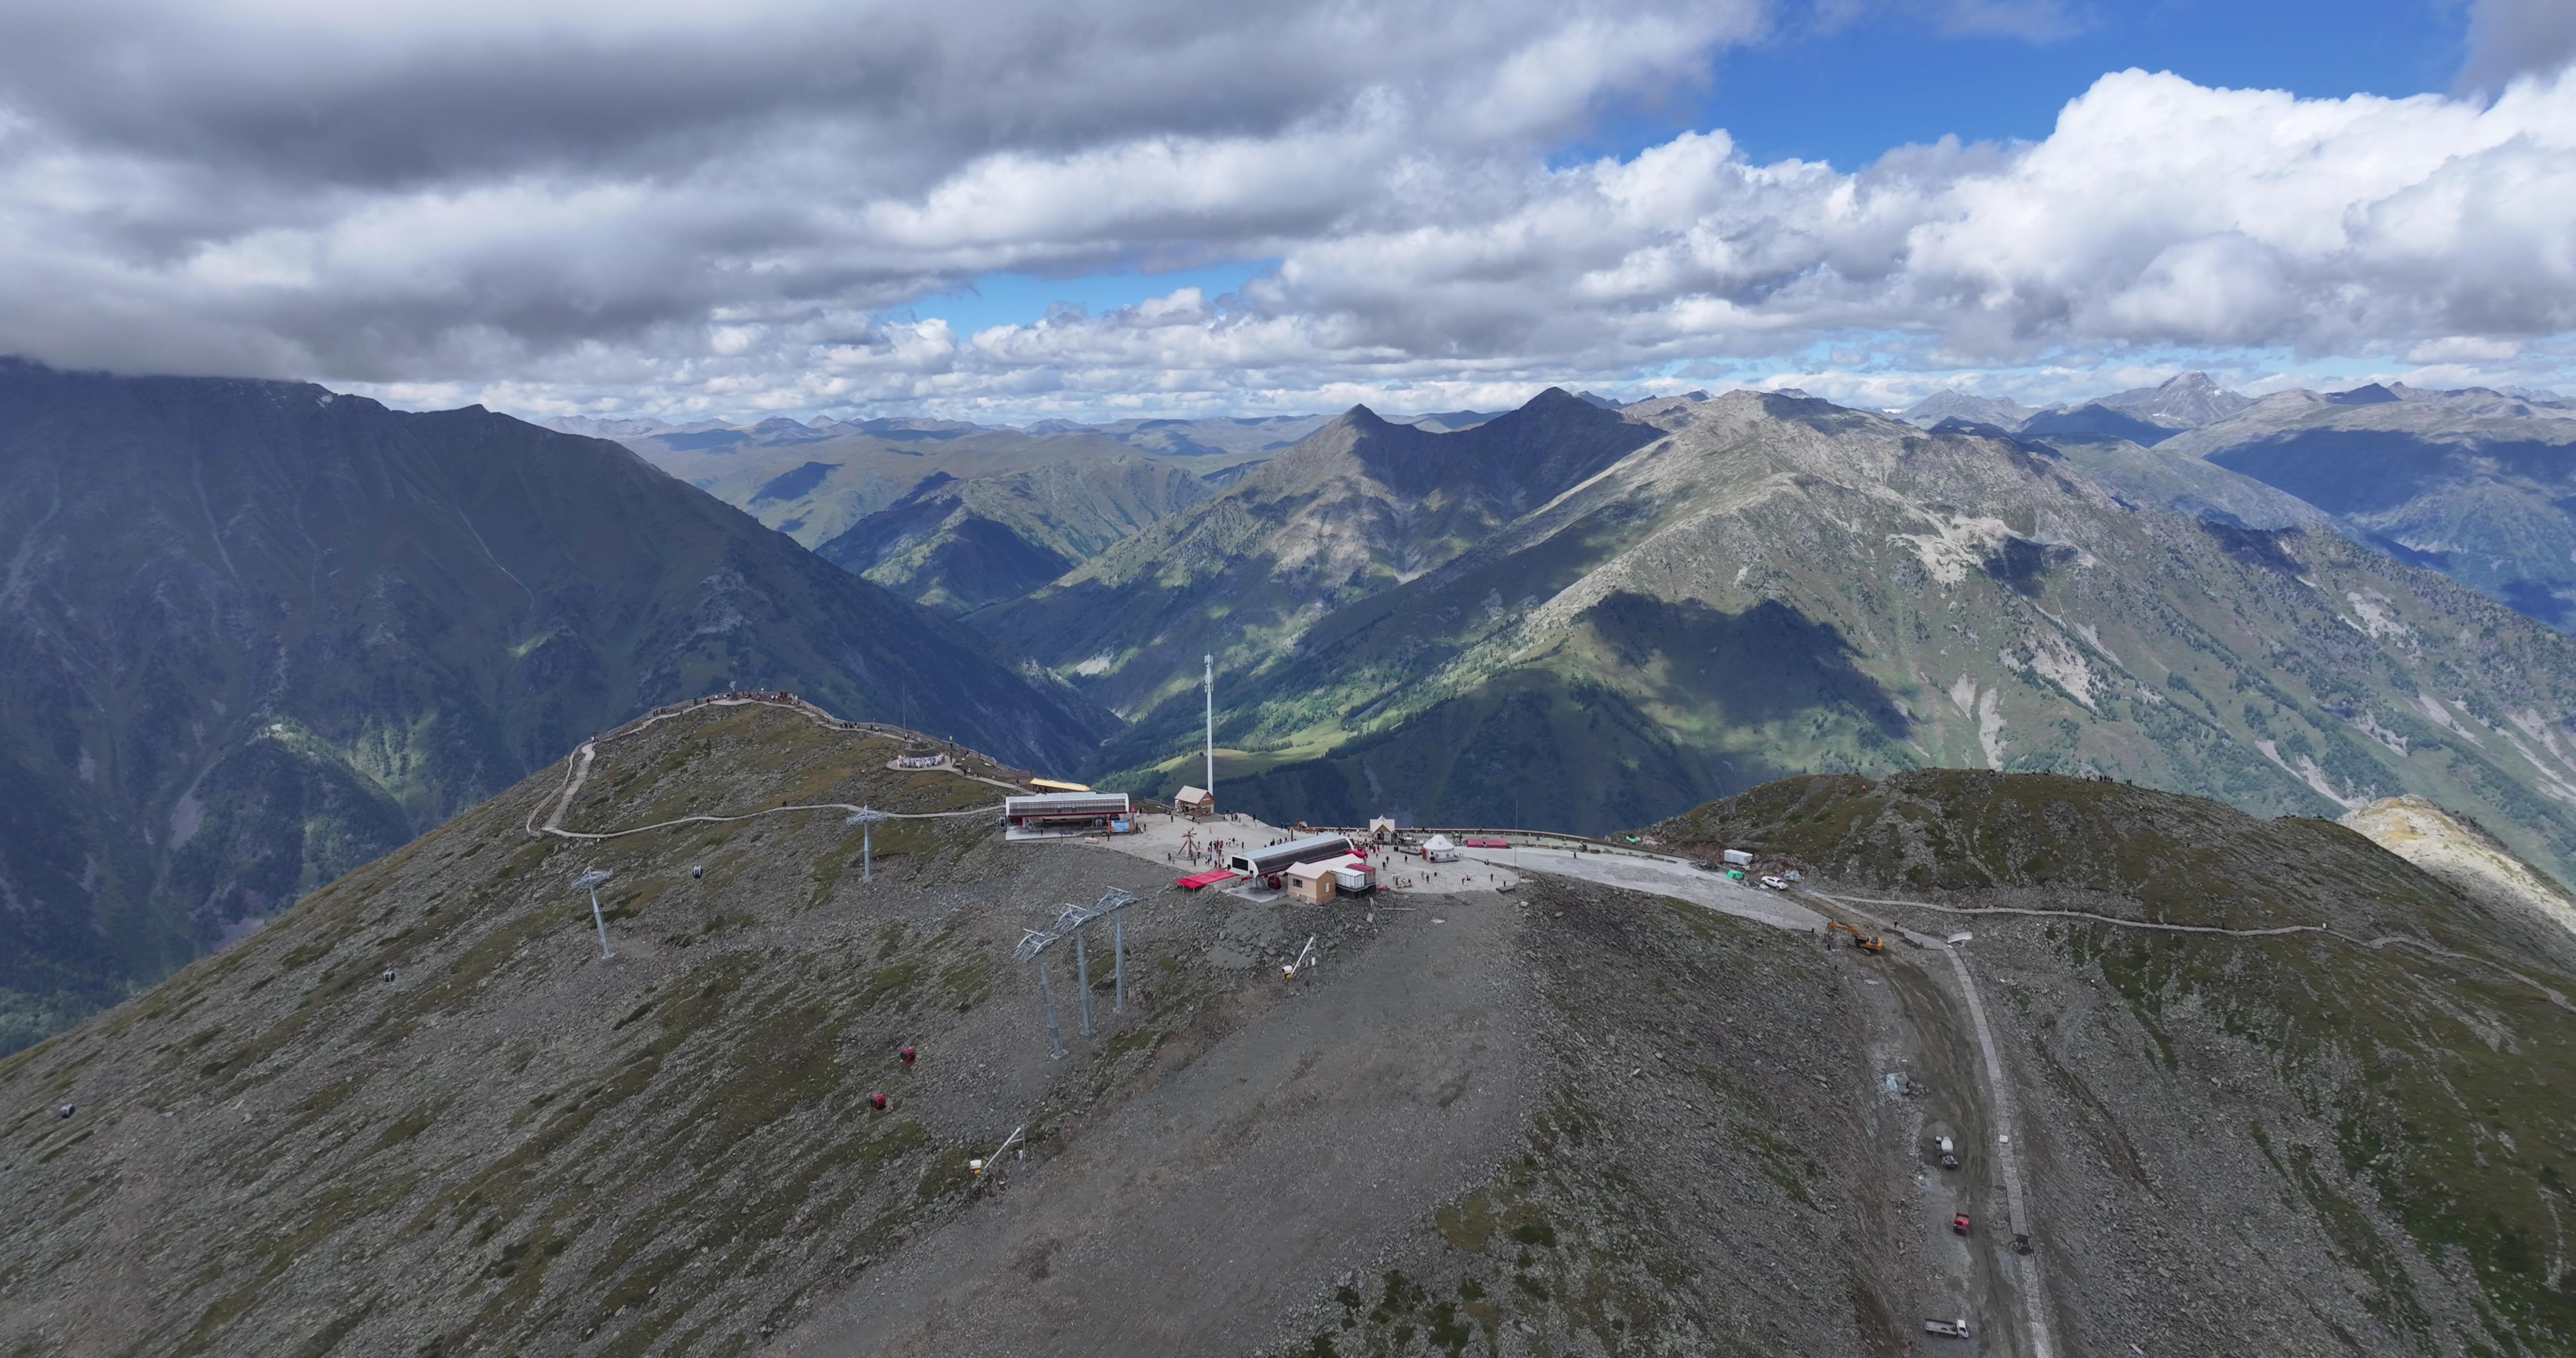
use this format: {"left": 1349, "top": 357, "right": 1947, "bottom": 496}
{"left": 524, "top": 696, "right": 1014, "bottom": 843}
{"left": 1818, "top": 891, "right": 2573, "bottom": 1013}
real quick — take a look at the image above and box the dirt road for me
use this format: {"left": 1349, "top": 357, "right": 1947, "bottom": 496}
{"left": 776, "top": 898, "right": 1533, "bottom": 1356}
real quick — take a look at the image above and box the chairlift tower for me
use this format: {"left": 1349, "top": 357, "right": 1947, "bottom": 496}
{"left": 846, "top": 807, "right": 891, "bottom": 883}
{"left": 1008, "top": 889, "right": 1140, "bottom": 1058}
{"left": 573, "top": 869, "right": 615, "bottom": 960}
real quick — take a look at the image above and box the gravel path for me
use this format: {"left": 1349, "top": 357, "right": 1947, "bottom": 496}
{"left": 776, "top": 899, "right": 1533, "bottom": 1357}
{"left": 526, "top": 697, "right": 1013, "bottom": 842}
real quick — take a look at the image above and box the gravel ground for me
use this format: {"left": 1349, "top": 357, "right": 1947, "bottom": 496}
{"left": 778, "top": 889, "right": 1533, "bottom": 1356}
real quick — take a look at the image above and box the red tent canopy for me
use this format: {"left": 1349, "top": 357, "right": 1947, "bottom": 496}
{"left": 1174, "top": 869, "right": 1241, "bottom": 890}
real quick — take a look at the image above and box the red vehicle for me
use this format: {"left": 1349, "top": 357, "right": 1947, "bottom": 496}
{"left": 1952, "top": 1213, "right": 1972, "bottom": 1236}
{"left": 1461, "top": 836, "right": 1511, "bottom": 849}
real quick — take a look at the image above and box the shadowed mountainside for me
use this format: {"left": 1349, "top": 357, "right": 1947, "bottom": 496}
{"left": 975, "top": 389, "right": 1661, "bottom": 720}
{"left": 0, "top": 359, "right": 1111, "bottom": 1052}
{"left": 814, "top": 457, "right": 1225, "bottom": 615}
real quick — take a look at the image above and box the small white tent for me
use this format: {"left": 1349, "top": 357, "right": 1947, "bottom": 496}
{"left": 1422, "top": 834, "right": 1459, "bottom": 862}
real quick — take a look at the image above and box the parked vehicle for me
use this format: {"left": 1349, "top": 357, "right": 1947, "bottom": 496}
{"left": 1758, "top": 874, "right": 1788, "bottom": 890}
{"left": 1937, "top": 1136, "right": 1959, "bottom": 1170}
{"left": 1952, "top": 1212, "right": 1972, "bottom": 1236}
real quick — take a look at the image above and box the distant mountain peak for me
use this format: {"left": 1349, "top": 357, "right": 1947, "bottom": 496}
{"left": 2095, "top": 371, "right": 2253, "bottom": 428}
{"left": 1899, "top": 389, "right": 2037, "bottom": 431}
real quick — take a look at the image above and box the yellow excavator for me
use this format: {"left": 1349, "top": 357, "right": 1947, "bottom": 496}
{"left": 1827, "top": 921, "right": 1886, "bottom": 953}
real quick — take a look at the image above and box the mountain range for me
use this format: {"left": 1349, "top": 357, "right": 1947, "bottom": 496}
{"left": 966, "top": 389, "right": 2576, "bottom": 904}
{"left": 0, "top": 360, "right": 1108, "bottom": 1053}
{"left": 1908, "top": 373, "right": 2576, "bottom": 632}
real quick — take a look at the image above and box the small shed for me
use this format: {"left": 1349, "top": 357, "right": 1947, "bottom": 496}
{"left": 1285, "top": 854, "right": 1370, "bottom": 903}
{"left": 1284, "top": 858, "right": 1338, "bottom": 904}
{"left": 1175, "top": 785, "right": 1216, "bottom": 817}
{"left": 1421, "top": 834, "right": 1460, "bottom": 863}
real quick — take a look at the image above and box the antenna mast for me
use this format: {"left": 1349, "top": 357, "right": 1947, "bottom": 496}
{"left": 1203, "top": 654, "right": 1216, "bottom": 802}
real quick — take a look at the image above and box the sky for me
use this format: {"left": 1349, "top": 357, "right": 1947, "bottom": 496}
{"left": 0, "top": 0, "right": 2570, "bottom": 423}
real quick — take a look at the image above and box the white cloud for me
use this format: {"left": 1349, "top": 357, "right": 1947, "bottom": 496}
{"left": 0, "top": 2, "right": 2569, "bottom": 420}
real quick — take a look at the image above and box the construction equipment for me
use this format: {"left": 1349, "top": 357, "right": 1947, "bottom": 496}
{"left": 1952, "top": 1212, "right": 1972, "bottom": 1235}
{"left": 1924, "top": 1318, "right": 1971, "bottom": 1339}
{"left": 1937, "top": 1135, "right": 1958, "bottom": 1170}
{"left": 1827, "top": 921, "right": 1885, "bottom": 953}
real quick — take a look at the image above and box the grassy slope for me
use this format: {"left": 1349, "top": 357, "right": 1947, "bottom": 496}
{"left": 1656, "top": 770, "right": 2576, "bottom": 1353}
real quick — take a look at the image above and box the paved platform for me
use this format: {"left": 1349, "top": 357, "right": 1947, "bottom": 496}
{"left": 1456, "top": 844, "right": 1825, "bottom": 932}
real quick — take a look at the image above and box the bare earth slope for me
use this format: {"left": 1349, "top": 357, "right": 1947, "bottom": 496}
{"left": 2342, "top": 793, "right": 2576, "bottom": 945}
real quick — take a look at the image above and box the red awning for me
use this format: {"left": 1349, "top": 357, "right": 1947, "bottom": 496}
{"left": 1174, "top": 869, "right": 1242, "bottom": 890}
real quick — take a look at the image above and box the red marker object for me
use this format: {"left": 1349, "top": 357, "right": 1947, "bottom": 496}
{"left": 868, "top": 1091, "right": 888, "bottom": 1111}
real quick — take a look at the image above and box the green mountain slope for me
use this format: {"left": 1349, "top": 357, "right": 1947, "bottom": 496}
{"left": 814, "top": 456, "right": 1224, "bottom": 615}
{"left": 0, "top": 360, "right": 1110, "bottom": 1053}
{"left": 614, "top": 419, "right": 1271, "bottom": 550}
{"left": 1079, "top": 392, "right": 2576, "bottom": 894}
{"left": 2157, "top": 386, "right": 2576, "bottom": 628}
{"left": 975, "top": 389, "right": 1661, "bottom": 718}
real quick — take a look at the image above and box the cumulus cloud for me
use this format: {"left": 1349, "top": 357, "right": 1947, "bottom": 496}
{"left": 0, "top": 1, "right": 2570, "bottom": 419}
{"left": 2460, "top": 0, "right": 2576, "bottom": 93}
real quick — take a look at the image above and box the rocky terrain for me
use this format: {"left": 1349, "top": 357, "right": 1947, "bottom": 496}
{"left": 0, "top": 359, "right": 1111, "bottom": 1054}
{"left": 1655, "top": 769, "right": 2576, "bottom": 1356}
{"left": 10, "top": 706, "right": 2569, "bottom": 1356}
